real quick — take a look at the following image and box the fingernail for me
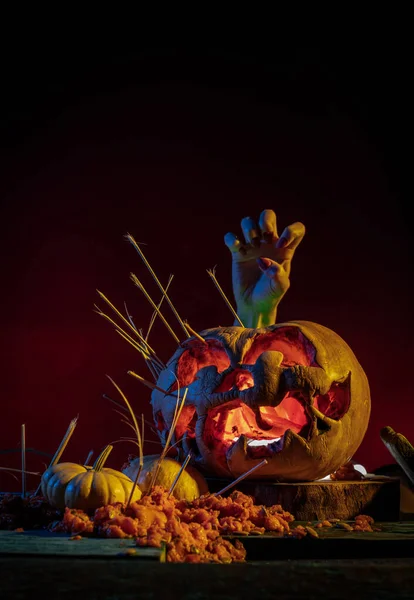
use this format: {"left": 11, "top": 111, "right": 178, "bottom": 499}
{"left": 251, "top": 236, "right": 261, "bottom": 248}
{"left": 263, "top": 232, "right": 273, "bottom": 244}
{"left": 257, "top": 257, "right": 273, "bottom": 270}
{"left": 239, "top": 246, "right": 247, "bottom": 256}
{"left": 276, "top": 236, "right": 288, "bottom": 248}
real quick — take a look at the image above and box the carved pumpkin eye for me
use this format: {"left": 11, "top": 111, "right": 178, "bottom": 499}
{"left": 162, "top": 339, "right": 231, "bottom": 447}
{"left": 243, "top": 327, "right": 319, "bottom": 367}
{"left": 243, "top": 327, "right": 350, "bottom": 420}
{"left": 173, "top": 339, "right": 231, "bottom": 389}
{"left": 313, "top": 376, "right": 351, "bottom": 420}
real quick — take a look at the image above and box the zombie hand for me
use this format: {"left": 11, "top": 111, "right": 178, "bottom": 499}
{"left": 224, "top": 209, "right": 305, "bottom": 328}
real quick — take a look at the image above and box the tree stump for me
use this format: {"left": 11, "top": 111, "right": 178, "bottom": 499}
{"left": 207, "top": 477, "right": 400, "bottom": 521}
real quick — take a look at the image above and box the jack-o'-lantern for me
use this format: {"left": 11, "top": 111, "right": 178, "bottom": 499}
{"left": 151, "top": 321, "right": 370, "bottom": 482}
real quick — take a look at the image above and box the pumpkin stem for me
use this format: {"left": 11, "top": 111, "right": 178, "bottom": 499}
{"left": 93, "top": 445, "right": 113, "bottom": 472}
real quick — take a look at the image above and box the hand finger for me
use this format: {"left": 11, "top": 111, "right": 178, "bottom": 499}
{"left": 275, "top": 221, "right": 306, "bottom": 251}
{"left": 258, "top": 209, "right": 278, "bottom": 243}
{"left": 224, "top": 232, "right": 246, "bottom": 255}
{"left": 241, "top": 216, "right": 261, "bottom": 247}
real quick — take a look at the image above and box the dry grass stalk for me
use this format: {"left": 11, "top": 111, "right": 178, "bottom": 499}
{"left": 21, "top": 424, "right": 26, "bottom": 498}
{"left": 95, "top": 291, "right": 165, "bottom": 369}
{"left": 95, "top": 305, "right": 165, "bottom": 381}
{"left": 128, "top": 371, "right": 169, "bottom": 396}
{"left": 124, "top": 301, "right": 138, "bottom": 333}
{"left": 146, "top": 274, "right": 174, "bottom": 341}
{"left": 126, "top": 233, "right": 190, "bottom": 339}
{"left": 213, "top": 459, "right": 268, "bottom": 497}
{"left": 95, "top": 304, "right": 149, "bottom": 355}
{"left": 96, "top": 290, "right": 143, "bottom": 341}
{"left": 106, "top": 376, "right": 144, "bottom": 508}
{"left": 183, "top": 321, "right": 207, "bottom": 344}
{"left": 136, "top": 328, "right": 161, "bottom": 382}
{"left": 130, "top": 274, "right": 181, "bottom": 344}
{"left": 34, "top": 416, "right": 78, "bottom": 496}
{"left": 83, "top": 450, "right": 94, "bottom": 466}
{"left": 146, "top": 386, "right": 188, "bottom": 494}
{"left": 144, "top": 356, "right": 159, "bottom": 382}
{"left": 104, "top": 396, "right": 158, "bottom": 441}
{"left": 104, "top": 392, "right": 167, "bottom": 449}
{"left": 206, "top": 267, "right": 244, "bottom": 327}
{"left": 168, "top": 450, "right": 193, "bottom": 497}
{"left": 0, "top": 467, "right": 41, "bottom": 476}
{"left": 113, "top": 327, "right": 151, "bottom": 358}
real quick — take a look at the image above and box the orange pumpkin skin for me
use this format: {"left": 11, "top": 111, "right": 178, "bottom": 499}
{"left": 41, "top": 462, "right": 141, "bottom": 510}
{"left": 151, "top": 321, "right": 370, "bottom": 482}
{"left": 41, "top": 462, "right": 88, "bottom": 509}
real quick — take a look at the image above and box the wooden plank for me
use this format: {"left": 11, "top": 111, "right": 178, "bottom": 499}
{"left": 0, "top": 530, "right": 165, "bottom": 561}
{"left": 2, "top": 556, "right": 414, "bottom": 600}
{"left": 226, "top": 521, "right": 414, "bottom": 561}
{"left": 2, "top": 522, "right": 413, "bottom": 564}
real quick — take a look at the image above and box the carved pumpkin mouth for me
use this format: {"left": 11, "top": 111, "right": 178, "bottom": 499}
{"left": 202, "top": 392, "right": 312, "bottom": 472}
{"left": 174, "top": 374, "right": 350, "bottom": 475}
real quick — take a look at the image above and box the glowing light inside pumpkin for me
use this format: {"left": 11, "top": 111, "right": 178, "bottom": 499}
{"left": 233, "top": 436, "right": 282, "bottom": 447}
{"left": 354, "top": 463, "right": 367, "bottom": 476}
{"left": 202, "top": 394, "right": 310, "bottom": 470}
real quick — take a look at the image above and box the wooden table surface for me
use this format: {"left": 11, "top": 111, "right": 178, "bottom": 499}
{"left": 2, "top": 556, "right": 414, "bottom": 599}
{"left": 1, "top": 523, "right": 414, "bottom": 598}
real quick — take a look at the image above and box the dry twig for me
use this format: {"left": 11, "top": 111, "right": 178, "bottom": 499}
{"left": 206, "top": 266, "right": 244, "bottom": 327}
{"left": 213, "top": 459, "right": 268, "bottom": 497}
{"left": 126, "top": 233, "right": 190, "bottom": 339}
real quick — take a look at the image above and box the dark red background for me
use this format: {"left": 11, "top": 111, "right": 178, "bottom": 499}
{"left": 0, "top": 40, "right": 411, "bottom": 491}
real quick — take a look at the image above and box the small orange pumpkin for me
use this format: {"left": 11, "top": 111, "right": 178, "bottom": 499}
{"left": 123, "top": 454, "right": 209, "bottom": 501}
{"left": 41, "top": 445, "right": 142, "bottom": 510}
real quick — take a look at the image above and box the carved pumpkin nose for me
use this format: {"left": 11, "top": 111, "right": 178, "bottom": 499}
{"left": 215, "top": 369, "right": 254, "bottom": 393}
{"left": 235, "top": 370, "right": 254, "bottom": 391}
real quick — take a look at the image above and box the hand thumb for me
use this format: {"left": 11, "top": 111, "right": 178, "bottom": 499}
{"left": 257, "top": 257, "right": 281, "bottom": 279}
{"left": 256, "top": 257, "right": 290, "bottom": 296}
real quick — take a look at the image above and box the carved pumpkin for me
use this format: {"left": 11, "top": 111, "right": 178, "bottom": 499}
{"left": 41, "top": 445, "right": 142, "bottom": 510}
{"left": 151, "top": 321, "right": 370, "bottom": 482}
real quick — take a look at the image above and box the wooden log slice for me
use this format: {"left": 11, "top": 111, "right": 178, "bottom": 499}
{"left": 206, "top": 477, "right": 400, "bottom": 521}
